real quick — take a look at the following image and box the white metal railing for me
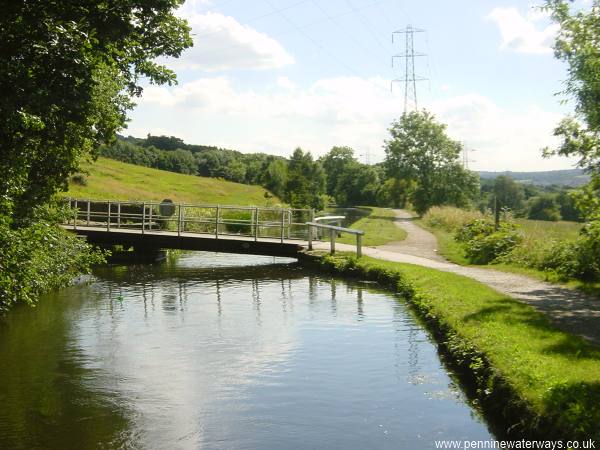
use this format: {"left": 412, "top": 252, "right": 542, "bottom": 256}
{"left": 306, "top": 222, "right": 364, "bottom": 257}
{"left": 64, "top": 198, "right": 314, "bottom": 243}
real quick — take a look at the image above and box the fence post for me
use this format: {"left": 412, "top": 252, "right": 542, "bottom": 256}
{"left": 142, "top": 202, "right": 146, "bottom": 235}
{"left": 215, "top": 205, "right": 220, "bottom": 239}
{"left": 356, "top": 234, "right": 362, "bottom": 258}
{"left": 86, "top": 200, "right": 90, "bottom": 226}
{"left": 74, "top": 199, "right": 78, "bottom": 230}
{"left": 117, "top": 202, "right": 121, "bottom": 228}
{"left": 254, "top": 207, "right": 259, "bottom": 241}
{"left": 308, "top": 209, "right": 315, "bottom": 245}
{"left": 280, "top": 209, "right": 285, "bottom": 243}
{"left": 107, "top": 201, "right": 111, "bottom": 231}
{"left": 330, "top": 228, "right": 336, "bottom": 254}
{"left": 177, "top": 204, "right": 182, "bottom": 236}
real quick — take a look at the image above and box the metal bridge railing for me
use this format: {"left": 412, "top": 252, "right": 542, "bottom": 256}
{"left": 64, "top": 198, "right": 314, "bottom": 243}
{"left": 306, "top": 222, "right": 364, "bottom": 257}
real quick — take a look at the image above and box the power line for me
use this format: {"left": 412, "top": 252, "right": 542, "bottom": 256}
{"left": 343, "top": 0, "right": 390, "bottom": 54}
{"left": 185, "top": 0, "right": 395, "bottom": 65}
{"left": 262, "top": 0, "right": 390, "bottom": 94}
{"left": 391, "top": 25, "right": 427, "bottom": 113}
{"left": 310, "top": 0, "right": 387, "bottom": 62}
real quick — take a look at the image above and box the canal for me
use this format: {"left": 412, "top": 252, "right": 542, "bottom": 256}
{"left": 0, "top": 252, "right": 495, "bottom": 449}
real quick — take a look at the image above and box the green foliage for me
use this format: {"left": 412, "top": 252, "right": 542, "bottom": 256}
{"left": 0, "top": 1, "right": 192, "bottom": 221}
{"left": 541, "top": 222, "right": 600, "bottom": 281}
{"left": 284, "top": 148, "right": 326, "bottom": 209}
{"left": 556, "top": 190, "right": 582, "bottom": 222}
{"left": 455, "top": 219, "right": 523, "bottom": 264}
{"left": 0, "top": 204, "right": 105, "bottom": 311}
{"left": 384, "top": 110, "right": 479, "bottom": 215}
{"left": 542, "top": 0, "right": 600, "bottom": 281}
{"left": 526, "top": 195, "right": 562, "bottom": 221}
{"left": 492, "top": 175, "right": 525, "bottom": 212}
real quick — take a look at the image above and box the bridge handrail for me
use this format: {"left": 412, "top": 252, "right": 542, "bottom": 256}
{"left": 306, "top": 221, "right": 364, "bottom": 257}
{"left": 64, "top": 198, "right": 315, "bottom": 243}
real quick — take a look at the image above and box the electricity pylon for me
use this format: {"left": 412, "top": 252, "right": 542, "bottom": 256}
{"left": 391, "top": 25, "right": 427, "bottom": 113}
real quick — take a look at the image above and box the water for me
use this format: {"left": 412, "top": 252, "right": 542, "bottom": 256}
{"left": 0, "top": 253, "right": 494, "bottom": 449}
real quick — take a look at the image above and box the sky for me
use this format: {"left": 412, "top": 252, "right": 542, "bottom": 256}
{"left": 126, "top": 0, "right": 585, "bottom": 172}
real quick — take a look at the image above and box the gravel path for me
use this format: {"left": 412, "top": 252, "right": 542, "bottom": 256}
{"left": 314, "top": 209, "right": 600, "bottom": 345}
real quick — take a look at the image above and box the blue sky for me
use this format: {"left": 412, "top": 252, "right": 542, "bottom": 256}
{"left": 127, "top": 0, "right": 583, "bottom": 171}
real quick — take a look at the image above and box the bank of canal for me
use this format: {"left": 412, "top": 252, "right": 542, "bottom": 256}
{"left": 0, "top": 252, "right": 496, "bottom": 449}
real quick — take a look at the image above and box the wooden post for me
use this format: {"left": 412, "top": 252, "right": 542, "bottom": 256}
{"left": 330, "top": 228, "right": 336, "bottom": 254}
{"left": 148, "top": 202, "right": 153, "bottom": 231}
{"left": 254, "top": 207, "right": 259, "bottom": 241}
{"left": 86, "top": 200, "right": 90, "bottom": 226}
{"left": 142, "top": 202, "right": 146, "bottom": 235}
{"left": 280, "top": 209, "right": 285, "bottom": 243}
{"left": 215, "top": 205, "right": 220, "bottom": 239}
{"left": 117, "top": 202, "right": 121, "bottom": 228}
{"left": 356, "top": 234, "right": 362, "bottom": 258}
{"left": 107, "top": 201, "right": 111, "bottom": 231}
{"left": 309, "top": 209, "right": 314, "bottom": 243}
{"left": 177, "top": 204, "right": 182, "bottom": 236}
{"left": 74, "top": 199, "right": 78, "bottom": 230}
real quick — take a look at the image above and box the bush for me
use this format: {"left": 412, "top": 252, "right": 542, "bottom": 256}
{"left": 541, "top": 222, "right": 600, "bottom": 281}
{"left": 455, "top": 219, "right": 523, "bottom": 264}
{"left": 70, "top": 173, "right": 87, "bottom": 186}
{"left": 526, "top": 195, "right": 561, "bottom": 221}
{"left": 0, "top": 204, "right": 105, "bottom": 311}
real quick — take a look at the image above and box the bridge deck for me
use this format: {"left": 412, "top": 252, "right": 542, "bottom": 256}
{"left": 63, "top": 225, "right": 308, "bottom": 258}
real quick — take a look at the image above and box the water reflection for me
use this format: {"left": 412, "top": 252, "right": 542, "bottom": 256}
{"left": 0, "top": 252, "right": 494, "bottom": 449}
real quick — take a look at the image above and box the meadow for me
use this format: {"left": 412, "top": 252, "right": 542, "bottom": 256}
{"left": 64, "top": 157, "right": 280, "bottom": 206}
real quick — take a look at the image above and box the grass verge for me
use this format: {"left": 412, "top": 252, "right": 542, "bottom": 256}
{"left": 63, "top": 157, "right": 279, "bottom": 206}
{"left": 418, "top": 218, "right": 600, "bottom": 297}
{"left": 337, "top": 207, "right": 407, "bottom": 246}
{"left": 300, "top": 252, "right": 600, "bottom": 441}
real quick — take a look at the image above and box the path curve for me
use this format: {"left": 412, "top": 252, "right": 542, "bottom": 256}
{"left": 314, "top": 209, "right": 600, "bottom": 345}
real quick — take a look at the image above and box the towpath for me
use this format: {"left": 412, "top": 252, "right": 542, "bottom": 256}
{"left": 314, "top": 209, "right": 600, "bottom": 345}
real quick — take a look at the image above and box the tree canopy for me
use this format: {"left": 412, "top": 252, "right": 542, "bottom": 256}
{"left": 545, "top": 0, "right": 600, "bottom": 222}
{"left": 384, "top": 110, "right": 479, "bottom": 215}
{"left": 0, "top": 1, "right": 192, "bottom": 221}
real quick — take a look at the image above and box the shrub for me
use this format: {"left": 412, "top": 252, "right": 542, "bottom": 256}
{"left": 70, "top": 173, "right": 87, "bottom": 186}
{"left": 541, "top": 222, "right": 600, "bottom": 281}
{"left": 0, "top": 204, "right": 105, "bottom": 311}
{"left": 526, "top": 195, "right": 561, "bottom": 221}
{"left": 455, "top": 219, "right": 523, "bottom": 265}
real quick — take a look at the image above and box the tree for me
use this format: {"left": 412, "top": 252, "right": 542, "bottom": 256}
{"left": 384, "top": 110, "right": 479, "bottom": 215}
{"left": 544, "top": 1, "right": 600, "bottom": 222}
{"left": 320, "top": 146, "right": 357, "bottom": 198}
{"left": 0, "top": 1, "right": 192, "bottom": 221}
{"left": 284, "top": 148, "right": 326, "bottom": 209}
{"left": 261, "top": 158, "right": 288, "bottom": 199}
{"left": 526, "top": 195, "right": 562, "bottom": 221}
{"left": 491, "top": 176, "right": 525, "bottom": 212}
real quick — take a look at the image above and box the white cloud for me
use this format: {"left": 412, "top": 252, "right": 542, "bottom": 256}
{"left": 169, "top": 12, "right": 294, "bottom": 71}
{"left": 487, "top": 7, "right": 559, "bottom": 54}
{"left": 131, "top": 76, "right": 577, "bottom": 171}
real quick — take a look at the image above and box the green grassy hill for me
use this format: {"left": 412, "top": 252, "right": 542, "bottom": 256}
{"left": 63, "top": 157, "right": 280, "bottom": 206}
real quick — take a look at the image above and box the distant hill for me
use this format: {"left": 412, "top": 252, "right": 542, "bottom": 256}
{"left": 478, "top": 169, "right": 589, "bottom": 187}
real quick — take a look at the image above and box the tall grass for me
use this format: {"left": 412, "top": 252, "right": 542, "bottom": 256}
{"left": 422, "top": 206, "right": 487, "bottom": 232}
{"left": 420, "top": 206, "right": 587, "bottom": 280}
